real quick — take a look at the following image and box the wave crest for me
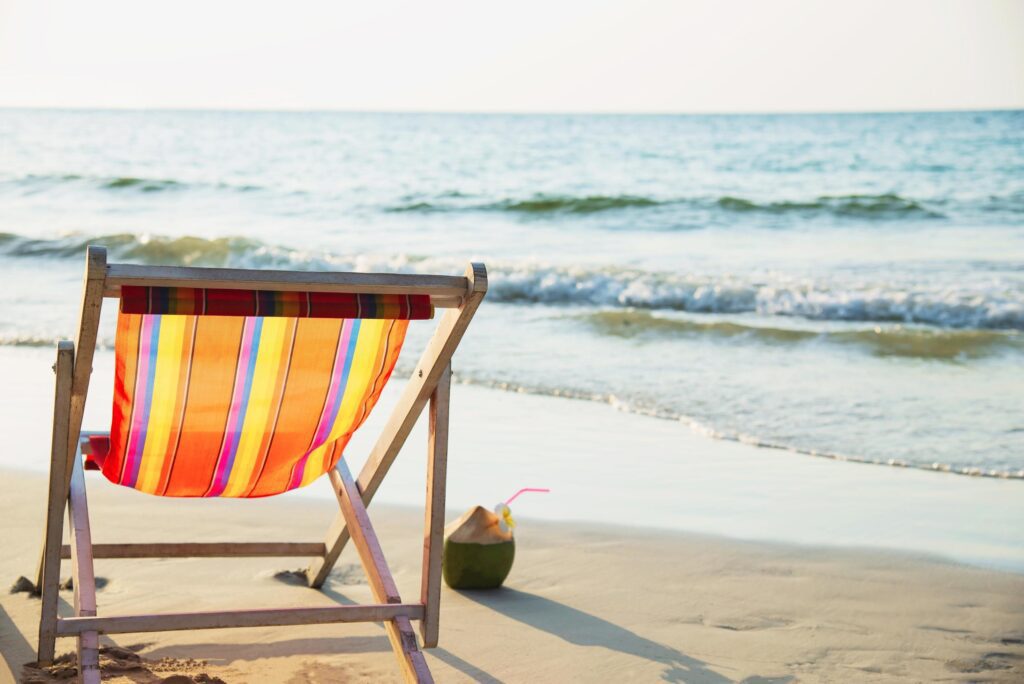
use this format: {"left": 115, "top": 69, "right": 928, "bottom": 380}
{"left": 716, "top": 193, "right": 942, "bottom": 218}
{"left": 583, "top": 311, "right": 1024, "bottom": 359}
{"left": 2, "top": 231, "right": 1021, "bottom": 330}
{"left": 386, "top": 191, "right": 945, "bottom": 219}
{"left": 0, "top": 232, "right": 266, "bottom": 265}
{"left": 103, "top": 176, "right": 183, "bottom": 192}
{"left": 0, "top": 173, "right": 259, "bottom": 195}
{"left": 388, "top": 193, "right": 662, "bottom": 214}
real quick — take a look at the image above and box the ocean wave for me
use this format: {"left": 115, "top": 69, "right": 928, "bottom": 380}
{"left": 487, "top": 264, "right": 1024, "bottom": 330}
{"left": 582, "top": 311, "right": 1024, "bottom": 359}
{"left": 0, "top": 173, "right": 261, "bottom": 195}
{"left": 6, "top": 173, "right": 1021, "bottom": 221}
{"left": 386, "top": 191, "right": 946, "bottom": 219}
{"left": 0, "top": 232, "right": 268, "bottom": 265}
{"left": 715, "top": 193, "right": 943, "bottom": 218}
{"left": 2, "top": 231, "right": 1022, "bottom": 330}
{"left": 0, "top": 335, "right": 64, "bottom": 348}
{"left": 102, "top": 176, "right": 183, "bottom": 192}
{"left": 387, "top": 193, "right": 663, "bottom": 214}
{"left": 490, "top": 194, "right": 662, "bottom": 214}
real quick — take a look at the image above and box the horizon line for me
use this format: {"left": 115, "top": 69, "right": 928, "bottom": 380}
{"left": 1, "top": 104, "right": 1022, "bottom": 117}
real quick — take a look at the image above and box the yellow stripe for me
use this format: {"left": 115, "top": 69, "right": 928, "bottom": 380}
{"left": 221, "top": 317, "right": 288, "bottom": 497}
{"left": 299, "top": 320, "right": 387, "bottom": 486}
{"left": 135, "top": 316, "right": 186, "bottom": 494}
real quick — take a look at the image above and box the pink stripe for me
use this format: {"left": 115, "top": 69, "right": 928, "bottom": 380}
{"left": 210, "top": 319, "right": 257, "bottom": 487}
{"left": 121, "top": 315, "right": 156, "bottom": 483}
{"left": 310, "top": 320, "right": 354, "bottom": 446}
{"left": 286, "top": 320, "right": 354, "bottom": 489}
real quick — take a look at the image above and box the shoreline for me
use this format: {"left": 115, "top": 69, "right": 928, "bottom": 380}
{"left": 2, "top": 467, "right": 1023, "bottom": 682}
{"left": 1, "top": 344, "right": 1023, "bottom": 574}
{"left": 452, "top": 373, "right": 1024, "bottom": 481}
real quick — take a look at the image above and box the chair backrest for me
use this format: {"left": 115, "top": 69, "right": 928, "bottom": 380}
{"left": 101, "top": 285, "right": 434, "bottom": 498}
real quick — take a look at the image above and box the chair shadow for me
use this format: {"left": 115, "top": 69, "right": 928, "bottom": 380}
{"left": 428, "top": 647, "right": 507, "bottom": 684}
{"left": 319, "top": 583, "right": 505, "bottom": 683}
{"left": 144, "top": 635, "right": 392, "bottom": 664}
{"left": 148, "top": 582, "right": 504, "bottom": 683}
{"left": 0, "top": 603, "right": 36, "bottom": 680}
{"left": 458, "top": 587, "right": 733, "bottom": 684}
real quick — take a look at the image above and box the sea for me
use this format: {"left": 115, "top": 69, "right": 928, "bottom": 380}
{"left": 1, "top": 108, "right": 1022, "bottom": 479}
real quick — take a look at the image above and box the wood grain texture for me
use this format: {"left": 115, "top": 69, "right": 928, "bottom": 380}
{"left": 55, "top": 603, "right": 425, "bottom": 635}
{"left": 59, "top": 542, "right": 326, "bottom": 560}
{"left": 331, "top": 462, "right": 433, "bottom": 683}
{"left": 104, "top": 263, "right": 468, "bottom": 300}
{"left": 67, "top": 247, "right": 106, "bottom": 479}
{"left": 68, "top": 456, "right": 100, "bottom": 684}
{"left": 36, "top": 341, "right": 74, "bottom": 665}
{"left": 330, "top": 463, "right": 401, "bottom": 604}
{"left": 420, "top": 363, "right": 450, "bottom": 648}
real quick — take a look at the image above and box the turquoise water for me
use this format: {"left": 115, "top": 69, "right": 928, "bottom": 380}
{"left": 0, "top": 109, "right": 1022, "bottom": 476}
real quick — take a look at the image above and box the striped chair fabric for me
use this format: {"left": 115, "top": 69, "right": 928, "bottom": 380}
{"left": 98, "top": 287, "right": 432, "bottom": 498}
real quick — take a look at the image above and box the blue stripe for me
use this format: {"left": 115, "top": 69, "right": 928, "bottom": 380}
{"left": 125, "top": 315, "right": 162, "bottom": 487}
{"left": 208, "top": 317, "right": 265, "bottom": 495}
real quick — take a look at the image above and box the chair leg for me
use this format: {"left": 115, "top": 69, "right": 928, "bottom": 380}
{"left": 331, "top": 462, "right": 433, "bottom": 683}
{"left": 420, "top": 363, "right": 450, "bottom": 648}
{"left": 308, "top": 264, "right": 486, "bottom": 589}
{"left": 37, "top": 342, "right": 75, "bottom": 665}
{"left": 68, "top": 455, "right": 100, "bottom": 684}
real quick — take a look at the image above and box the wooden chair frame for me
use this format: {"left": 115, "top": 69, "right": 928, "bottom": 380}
{"left": 35, "top": 246, "right": 487, "bottom": 683}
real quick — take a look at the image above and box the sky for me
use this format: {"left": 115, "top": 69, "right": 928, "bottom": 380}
{"left": 0, "top": 0, "right": 1022, "bottom": 113}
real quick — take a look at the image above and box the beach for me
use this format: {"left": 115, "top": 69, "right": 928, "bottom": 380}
{"left": 1, "top": 108, "right": 1022, "bottom": 682}
{"left": 2, "top": 346, "right": 1024, "bottom": 682}
{"left": 3, "top": 466, "right": 1024, "bottom": 683}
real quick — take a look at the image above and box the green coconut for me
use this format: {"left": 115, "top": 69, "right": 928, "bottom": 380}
{"left": 442, "top": 505, "right": 515, "bottom": 590}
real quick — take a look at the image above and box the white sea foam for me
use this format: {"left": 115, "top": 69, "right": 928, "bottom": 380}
{"left": 446, "top": 369, "right": 1024, "bottom": 480}
{"left": 1, "top": 231, "right": 1022, "bottom": 330}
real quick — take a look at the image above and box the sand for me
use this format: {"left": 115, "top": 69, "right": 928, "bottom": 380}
{"left": 1, "top": 466, "right": 1022, "bottom": 683}
{"left": 1, "top": 345, "right": 1023, "bottom": 681}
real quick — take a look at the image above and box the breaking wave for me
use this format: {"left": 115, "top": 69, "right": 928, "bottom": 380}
{"left": 1, "top": 231, "right": 1022, "bottom": 330}
{"left": 388, "top": 193, "right": 663, "bottom": 214}
{"left": 715, "top": 193, "right": 942, "bottom": 218}
{"left": 0, "top": 173, "right": 260, "bottom": 194}
{"left": 582, "top": 310, "right": 1024, "bottom": 359}
{"left": 386, "top": 192, "right": 947, "bottom": 219}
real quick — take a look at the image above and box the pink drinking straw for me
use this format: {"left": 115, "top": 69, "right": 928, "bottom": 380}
{"left": 504, "top": 488, "right": 550, "bottom": 505}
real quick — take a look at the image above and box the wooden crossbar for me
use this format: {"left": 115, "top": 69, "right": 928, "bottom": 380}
{"left": 59, "top": 542, "right": 327, "bottom": 559}
{"left": 56, "top": 604, "right": 426, "bottom": 635}
{"left": 103, "top": 263, "right": 468, "bottom": 307}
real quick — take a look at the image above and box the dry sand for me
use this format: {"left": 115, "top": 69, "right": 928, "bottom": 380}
{"left": 1, "top": 468, "right": 1022, "bottom": 683}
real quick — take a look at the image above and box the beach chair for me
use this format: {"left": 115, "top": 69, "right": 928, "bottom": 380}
{"left": 35, "top": 246, "right": 486, "bottom": 683}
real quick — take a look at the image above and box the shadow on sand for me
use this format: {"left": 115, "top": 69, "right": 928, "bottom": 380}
{"left": 459, "top": 587, "right": 733, "bottom": 683}
{"left": 146, "top": 582, "right": 504, "bottom": 683}
{"left": 0, "top": 603, "right": 37, "bottom": 680}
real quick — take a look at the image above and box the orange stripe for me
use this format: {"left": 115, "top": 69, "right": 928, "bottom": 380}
{"left": 163, "top": 317, "right": 244, "bottom": 496}
{"left": 248, "top": 318, "right": 343, "bottom": 497}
